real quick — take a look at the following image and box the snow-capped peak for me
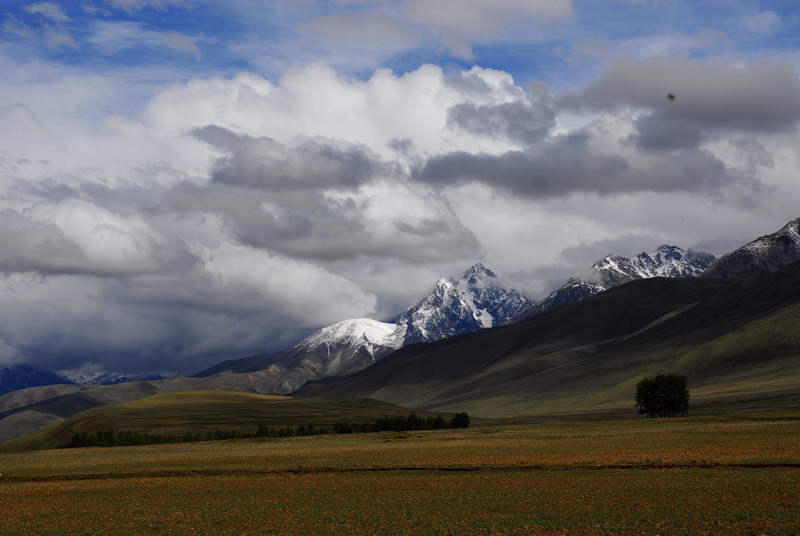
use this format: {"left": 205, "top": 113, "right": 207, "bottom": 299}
{"left": 296, "top": 318, "right": 400, "bottom": 351}
{"left": 462, "top": 263, "right": 498, "bottom": 287}
{"left": 394, "top": 265, "right": 534, "bottom": 344}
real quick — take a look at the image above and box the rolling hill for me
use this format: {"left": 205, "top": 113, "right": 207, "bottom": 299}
{"left": 297, "top": 262, "right": 800, "bottom": 418}
{"left": 0, "top": 391, "right": 428, "bottom": 452}
{"left": 0, "top": 372, "right": 287, "bottom": 442}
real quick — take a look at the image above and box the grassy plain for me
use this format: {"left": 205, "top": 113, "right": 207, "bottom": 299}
{"left": 0, "top": 392, "right": 444, "bottom": 452}
{"left": 1, "top": 413, "right": 799, "bottom": 535}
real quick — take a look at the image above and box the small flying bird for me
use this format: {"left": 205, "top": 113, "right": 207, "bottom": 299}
{"left": 667, "top": 93, "right": 676, "bottom": 101}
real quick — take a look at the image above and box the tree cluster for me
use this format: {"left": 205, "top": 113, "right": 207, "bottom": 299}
{"left": 635, "top": 374, "right": 689, "bottom": 418}
{"left": 65, "top": 412, "right": 471, "bottom": 449}
{"left": 332, "top": 412, "right": 469, "bottom": 434}
{"left": 68, "top": 429, "right": 249, "bottom": 448}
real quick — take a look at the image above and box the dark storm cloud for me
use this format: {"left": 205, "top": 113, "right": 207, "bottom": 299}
{"left": 580, "top": 57, "right": 800, "bottom": 151}
{"left": 633, "top": 111, "right": 705, "bottom": 151}
{"left": 413, "top": 131, "right": 739, "bottom": 197}
{"left": 193, "top": 126, "right": 383, "bottom": 191}
{"left": 0, "top": 272, "right": 316, "bottom": 375}
{"left": 446, "top": 99, "right": 556, "bottom": 144}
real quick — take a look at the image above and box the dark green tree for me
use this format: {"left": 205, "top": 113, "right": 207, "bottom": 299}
{"left": 449, "top": 412, "right": 470, "bottom": 429}
{"left": 635, "top": 374, "right": 689, "bottom": 418}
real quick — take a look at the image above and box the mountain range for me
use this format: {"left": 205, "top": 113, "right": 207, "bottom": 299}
{"left": 298, "top": 259, "right": 800, "bottom": 417}
{"left": 193, "top": 263, "right": 534, "bottom": 391}
{"left": 511, "top": 244, "right": 716, "bottom": 323}
{"left": 1, "top": 217, "right": 799, "bottom": 445}
{"left": 0, "top": 365, "right": 167, "bottom": 396}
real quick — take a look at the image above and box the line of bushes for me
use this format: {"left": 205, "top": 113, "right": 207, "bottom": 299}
{"left": 64, "top": 412, "right": 470, "bottom": 448}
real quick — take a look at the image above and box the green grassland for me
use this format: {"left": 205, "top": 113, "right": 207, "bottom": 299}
{"left": 0, "top": 413, "right": 798, "bottom": 535}
{"left": 0, "top": 391, "right": 444, "bottom": 453}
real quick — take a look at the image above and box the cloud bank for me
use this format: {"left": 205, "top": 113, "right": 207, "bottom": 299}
{"left": 1, "top": 1, "right": 800, "bottom": 376}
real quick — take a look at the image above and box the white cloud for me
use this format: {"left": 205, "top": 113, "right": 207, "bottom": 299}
{"left": 43, "top": 26, "right": 79, "bottom": 50}
{"left": 87, "top": 20, "right": 205, "bottom": 59}
{"left": 303, "top": 11, "right": 417, "bottom": 50}
{"left": 24, "top": 2, "right": 70, "bottom": 23}
{"left": 404, "top": 0, "right": 573, "bottom": 58}
{"left": 166, "top": 31, "right": 202, "bottom": 60}
{"left": 1, "top": 42, "right": 799, "bottom": 374}
{"left": 99, "top": 0, "right": 190, "bottom": 13}
{"left": 3, "top": 15, "right": 33, "bottom": 38}
{"left": 203, "top": 244, "right": 378, "bottom": 325}
{"left": 743, "top": 11, "right": 781, "bottom": 36}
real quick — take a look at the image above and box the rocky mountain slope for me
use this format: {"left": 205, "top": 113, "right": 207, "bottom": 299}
{"left": 702, "top": 217, "right": 800, "bottom": 278}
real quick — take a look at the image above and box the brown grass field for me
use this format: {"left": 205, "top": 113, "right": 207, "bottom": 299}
{"left": 1, "top": 413, "right": 799, "bottom": 535}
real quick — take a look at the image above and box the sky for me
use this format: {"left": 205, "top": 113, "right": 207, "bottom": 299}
{"left": 1, "top": 0, "right": 800, "bottom": 376}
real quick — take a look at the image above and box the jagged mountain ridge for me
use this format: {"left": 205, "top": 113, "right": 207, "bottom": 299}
{"left": 513, "top": 245, "right": 716, "bottom": 322}
{"left": 702, "top": 217, "right": 800, "bottom": 278}
{"left": 594, "top": 245, "right": 716, "bottom": 287}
